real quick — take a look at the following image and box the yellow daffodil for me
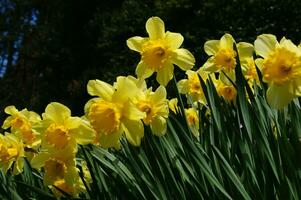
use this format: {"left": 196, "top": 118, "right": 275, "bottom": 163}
{"left": 51, "top": 178, "right": 86, "bottom": 198}
{"left": 237, "top": 42, "right": 259, "bottom": 86}
{"left": 31, "top": 149, "right": 78, "bottom": 186}
{"left": 0, "top": 133, "right": 24, "bottom": 175}
{"left": 215, "top": 79, "right": 237, "bottom": 102}
{"left": 254, "top": 34, "right": 301, "bottom": 108}
{"left": 185, "top": 108, "right": 199, "bottom": 138}
{"left": 134, "top": 85, "right": 169, "bottom": 136}
{"left": 177, "top": 69, "right": 207, "bottom": 104}
{"left": 2, "top": 106, "right": 41, "bottom": 148}
{"left": 168, "top": 98, "right": 180, "bottom": 114}
{"left": 85, "top": 76, "right": 145, "bottom": 148}
{"left": 35, "top": 102, "right": 95, "bottom": 152}
{"left": 127, "top": 16, "right": 195, "bottom": 86}
{"left": 203, "top": 34, "right": 236, "bottom": 77}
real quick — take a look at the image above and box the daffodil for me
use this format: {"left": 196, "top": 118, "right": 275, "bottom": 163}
{"left": 168, "top": 98, "right": 180, "bottom": 114}
{"left": 34, "top": 102, "right": 95, "bottom": 152}
{"left": 0, "top": 133, "right": 24, "bottom": 174}
{"left": 185, "top": 108, "right": 199, "bottom": 138}
{"left": 215, "top": 78, "right": 237, "bottom": 102}
{"left": 177, "top": 69, "right": 207, "bottom": 104}
{"left": 133, "top": 85, "right": 169, "bottom": 136}
{"left": 85, "top": 76, "right": 145, "bottom": 148}
{"left": 51, "top": 178, "right": 86, "bottom": 198}
{"left": 237, "top": 42, "right": 259, "bottom": 87}
{"left": 31, "top": 149, "right": 78, "bottom": 186}
{"left": 2, "top": 106, "right": 41, "bottom": 148}
{"left": 127, "top": 16, "right": 195, "bottom": 86}
{"left": 254, "top": 34, "right": 301, "bottom": 108}
{"left": 203, "top": 34, "right": 237, "bottom": 78}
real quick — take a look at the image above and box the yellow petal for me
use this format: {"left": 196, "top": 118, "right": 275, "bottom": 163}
{"left": 169, "top": 98, "right": 179, "bottom": 114}
{"left": 237, "top": 42, "right": 254, "bottom": 59}
{"left": 280, "top": 37, "right": 301, "bottom": 56}
{"left": 145, "top": 16, "right": 165, "bottom": 39}
{"left": 64, "top": 117, "right": 81, "bottom": 130}
{"left": 177, "top": 79, "right": 189, "bottom": 94}
{"left": 165, "top": 31, "right": 184, "bottom": 50}
{"left": 43, "top": 102, "right": 71, "bottom": 123}
{"left": 254, "top": 34, "right": 277, "bottom": 58}
{"left": 31, "top": 152, "right": 50, "bottom": 169}
{"left": 204, "top": 40, "right": 219, "bottom": 55}
{"left": 123, "top": 101, "right": 146, "bottom": 121}
{"left": 266, "top": 84, "right": 295, "bottom": 109}
{"left": 65, "top": 166, "right": 79, "bottom": 185}
{"left": 2, "top": 116, "right": 13, "bottom": 129}
{"left": 255, "top": 58, "right": 264, "bottom": 70}
{"left": 87, "top": 80, "right": 114, "bottom": 101}
{"left": 112, "top": 76, "right": 139, "bottom": 103}
{"left": 150, "top": 116, "right": 167, "bottom": 136}
{"left": 197, "top": 67, "right": 209, "bottom": 81}
{"left": 171, "top": 48, "right": 195, "bottom": 71}
{"left": 122, "top": 119, "right": 144, "bottom": 146}
{"left": 156, "top": 62, "right": 174, "bottom": 86}
{"left": 126, "top": 36, "right": 146, "bottom": 52}
{"left": 70, "top": 121, "right": 95, "bottom": 145}
{"left": 152, "top": 86, "right": 167, "bottom": 102}
{"left": 202, "top": 57, "right": 217, "bottom": 72}
{"left": 98, "top": 129, "right": 122, "bottom": 149}
{"left": 127, "top": 75, "right": 147, "bottom": 91}
{"left": 220, "top": 33, "right": 235, "bottom": 49}
{"left": 4, "top": 105, "right": 18, "bottom": 115}
{"left": 13, "top": 158, "right": 24, "bottom": 175}
{"left": 136, "top": 61, "right": 154, "bottom": 79}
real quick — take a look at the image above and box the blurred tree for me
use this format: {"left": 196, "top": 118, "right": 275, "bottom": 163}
{"left": 0, "top": 0, "right": 301, "bottom": 119}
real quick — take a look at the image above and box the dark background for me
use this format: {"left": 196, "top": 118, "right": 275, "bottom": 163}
{"left": 0, "top": 0, "right": 300, "bottom": 118}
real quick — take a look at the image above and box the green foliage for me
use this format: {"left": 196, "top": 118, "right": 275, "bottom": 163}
{"left": 1, "top": 52, "right": 300, "bottom": 199}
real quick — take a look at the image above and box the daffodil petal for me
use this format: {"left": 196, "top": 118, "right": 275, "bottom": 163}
{"left": 204, "top": 40, "right": 219, "bottom": 55}
{"left": 43, "top": 102, "right": 71, "bottom": 123}
{"left": 31, "top": 152, "right": 50, "bottom": 169}
{"left": 202, "top": 57, "right": 218, "bottom": 72}
{"left": 266, "top": 84, "right": 295, "bottom": 109}
{"left": 254, "top": 34, "right": 277, "bottom": 58}
{"left": 122, "top": 119, "right": 144, "bottom": 146}
{"left": 136, "top": 61, "right": 154, "bottom": 79}
{"left": 165, "top": 31, "right": 184, "bottom": 50}
{"left": 2, "top": 116, "right": 13, "bottom": 129}
{"left": 13, "top": 158, "right": 24, "bottom": 175}
{"left": 4, "top": 106, "right": 18, "bottom": 115}
{"left": 112, "top": 76, "right": 139, "bottom": 103}
{"left": 255, "top": 58, "right": 264, "bottom": 71}
{"left": 64, "top": 117, "right": 81, "bottom": 130}
{"left": 71, "top": 122, "right": 95, "bottom": 145}
{"left": 152, "top": 86, "right": 167, "bottom": 102}
{"left": 171, "top": 48, "right": 195, "bottom": 71}
{"left": 65, "top": 166, "right": 79, "bottom": 185}
{"left": 156, "top": 62, "right": 174, "bottom": 86}
{"left": 220, "top": 33, "right": 235, "bottom": 49}
{"left": 146, "top": 16, "right": 165, "bottom": 39}
{"left": 98, "top": 129, "right": 122, "bottom": 149}
{"left": 237, "top": 42, "right": 254, "bottom": 59}
{"left": 126, "top": 36, "right": 146, "bottom": 52}
{"left": 177, "top": 79, "right": 189, "bottom": 94}
{"left": 87, "top": 80, "right": 114, "bottom": 101}
{"left": 123, "top": 101, "right": 146, "bottom": 121}
{"left": 150, "top": 116, "right": 167, "bottom": 136}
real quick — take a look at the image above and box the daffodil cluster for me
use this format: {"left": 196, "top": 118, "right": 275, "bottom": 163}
{"left": 0, "top": 15, "right": 301, "bottom": 198}
{"left": 85, "top": 76, "right": 169, "bottom": 149}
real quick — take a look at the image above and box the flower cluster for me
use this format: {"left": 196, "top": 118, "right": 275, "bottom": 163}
{"left": 0, "top": 16, "right": 300, "bottom": 197}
